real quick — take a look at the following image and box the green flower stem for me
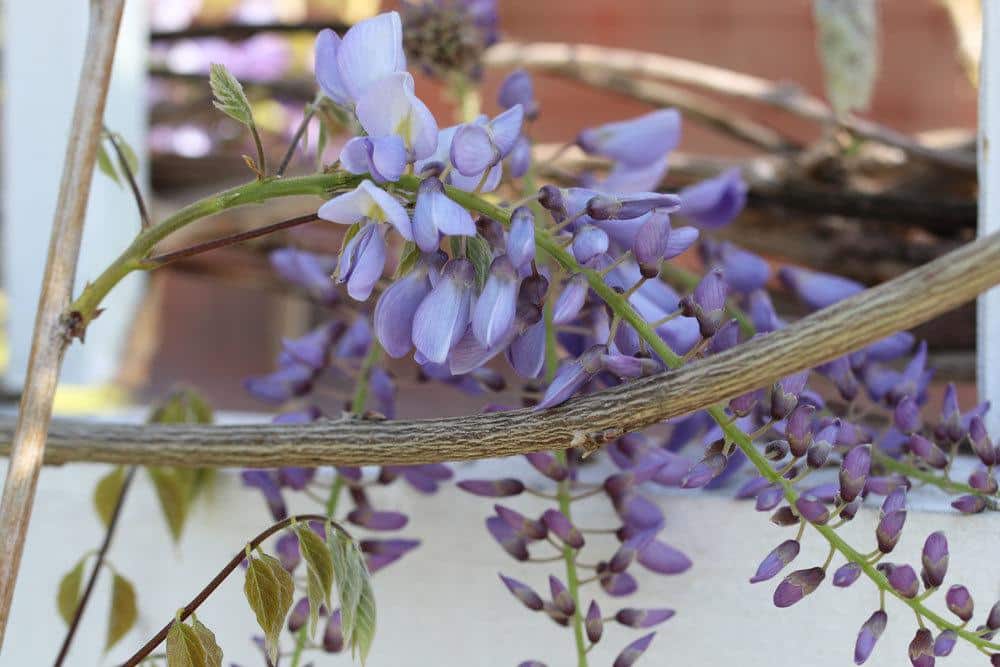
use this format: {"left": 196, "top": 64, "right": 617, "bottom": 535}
{"left": 68, "top": 172, "right": 363, "bottom": 328}
{"left": 872, "top": 450, "right": 999, "bottom": 506}
{"left": 545, "top": 300, "right": 589, "bottom": 667}
{"left": 433, "top": 180, "right": 1000, "bottom": 656}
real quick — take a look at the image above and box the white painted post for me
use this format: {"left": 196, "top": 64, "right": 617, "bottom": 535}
{"left": 2, "top": 0, "right": 147, "bottom": 392}
{"left": 980, "top": 2, "right": 1000, "bottom": 434}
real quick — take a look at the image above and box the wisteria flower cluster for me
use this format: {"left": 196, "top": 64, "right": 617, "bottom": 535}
{"left": 220, "top": 8, "right": 1000, "bottom": 667}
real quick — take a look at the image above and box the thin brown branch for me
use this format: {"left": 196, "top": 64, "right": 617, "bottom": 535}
{"left": 0, "top": 0, "right": 126, "bottom": 645}
{"left": 140, "top": 213, "right": 320, "bottom": 268}
{"left": 104, "top": 128, "right": 151, "bottom": 229}
{"left": 277, "top": 103, "right": 317, "bottom": 177}
{"left": 150, "top": 20, "right": 349, "bottom": 42}
{"left": 485, "top": 42, "right": 977, "bottom": 172}
{"left": 2, "top": 229, "right": 999, "bottom": 468}
{"left": 120, "top": 514, "right": 352, "bottom": 667}
{"left": 53, "top": 466, "right": 136, "bottom": 667}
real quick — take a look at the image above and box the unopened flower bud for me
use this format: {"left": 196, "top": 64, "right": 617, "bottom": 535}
{"left": 586, "top": 600, "right": 603, "bottom": 643}
{"left": 549, "top": 576, "right": 576, "bottom": 617}
{"left": 933, "top": 630, "right": 956, "bottom": 657}
{"left": 499, "top": 574, "right": 543, "bottom": 611}
{"left": 773, "top": 567, "right": 825, "bottom": 608}
{"left": 614, "top": 608, "right": 675, "bottom": 628}
{"left": 854, "top": 610, "right": 887, "bottom": 664}
{"left": 785, "top": 403, "right": 815, "bottom": 456}
{"left": 884, "top": 563, "right": 919, "bottom": 598}
{"left": 832, "top": 562, "right": 861, "bottom": 588}
{"left": 908, "top": 628, "right": 934, "bottom": 667}
{"left": 951, "top": 495, "right": 986, "bottom": 514}
{"left": 920, "top": 531, "right": 948, "bottom": 588}
{"left": 946, "top": 585, "right": 974, "bottom": 621}
{"left": 839, "top": 444, "right": 871, "bottom": 503}
{"left": 894, "top": 396, "right": 921, "bottom": 434}
{"left": 908, "top": 434, "right": 948, "bottom": 469}
{"left": 795, "top": 495, "right": 829, "bottom": 525}
{"left": 764, "top": 439, "right": 790, "bottom": 461}
{"left": 749, "top": 539, "right": 800, "bottom": 583}
{"left": 806, "top": 440, "right": 831, "bottom": 469}
{"left": 770, "top": 506, "right": 799, "bottom": 526}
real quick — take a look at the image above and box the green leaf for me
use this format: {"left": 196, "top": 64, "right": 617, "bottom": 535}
{"left": 351, "top": 550, "right": 377, "bottom": 665}
{"left": 57, "top": 556, "right": 88, "bottom": 625}
{"left": 296, "top": 524, "right": 334, "bottom": 635}
{"left": 93, "top": 465, "right": 126, "bottom": 528}
{"left": 166, "top": 621, "right": 207, "bottom": 667}
{"left": 191, "top": 617, "right": 223, "bottom": 667}
{"left": 813, "top": 0, "right": 879, "bottom": 115}
{"left": 147, "top": 468, "right": 189, "bottom": 542}
{"left": 209, "top": 63, "right": 254, "bottom": 126}
{"left": 108, "top": 132, "right": 140, "bottom": 177}
{"left": 96, "top": 143, "right": 120, "bottom": 186}
{"left": 106, "top": 573, "right": 138, "bottom": 651}
{"left": 151, "top": 389, "right": 214, "bottom": 425}
{"left": 466, "top": 235, "right": 493, "bottom": 289}
{"left": 329, "top": 533, "right": 360, "bottom": 645}
{"left": 243, "top": 553, "right": 294, "bottom": 663}
{"left": 393, "top": 241, "right": 420, "bottom": 279}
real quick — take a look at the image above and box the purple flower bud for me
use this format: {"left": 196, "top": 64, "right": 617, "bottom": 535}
{"left": 677, "top": 167, "right": 747, "bottom": 228}
{"left": 866, "top": 474, "right": 910, "bottom": 496}
{"left": 615, "top": 608, "right": 675, "bottom": 628}
{"left": 412, "top": 258, "right": 475, "bottom": 363}
{"left": 920, "top": 531, "right": 948, "bottom": 589}
{"left": 839, "top": 444, "right": 871, "bottom": 503}
{"left": 840, "top": 497, "right": 863, "bottom": 521}
{"left": 737, "top": 475, "right": 773, "bottom": 498}
{"left": 785, "top": 403, "right": 815, "bottom": 456}
{"left": 278, "top": 467, "right": 315, "bottom": 490}
{"left": 630, "top": 211, "right": 672, "bottom": 278}
{"left": 680, "top": 269, "right": 728, "bottom": 338}
{"left": 876, "top": 510, "right": 907, "bottom": 553}
{"left": 487, "top": 516, "right": 529, "bottom": 561}
{"left": 537, "top": 185, "right": 566, "bottom": 222}
{"left": 612, "top": 632, "right": 656, "bottom": 667}
{"left": 946, "top": 585, "right": 974, "bottom": 621}
{"left": 275, "top": 533, "right": 300, "bottom": 572}
{"left": 499, "top": 573, "right": 543, "bottom": 611}
{"left": 270, "top": 248, "right": 338, "bottom": 304}
{"left": 773, "top": 567, "right": 825, "bottom": 607}
{"left": 600, "top": 570, "right": 638, "bottom": 596}
{"left": 495, "top": 504, "right": 547, "bottom": 540}
{"left": 288, "top": 597, "right": 309, "bottom": 633}
{"left": 614, "top": 491, "right": 665, "bottom": 531}
{"left": 770, "top": 371, "right": 810, "bottom": 421}
{"left": 779, "top": 266, "right": 863, "bottom": 311}
{"left": 586, "top": 601, "right": 603, "bottom": 643}
{"left": 756, "top": 486, "right": 784, "bottom": 512}
{"left": 323, "top": 609, "right": 344, "bottom": 653}
{"left": 360, "top": 538, "right": 420, "bottom": 560}
{"left": 339, "top": 135, "right": 406, "bottom": 183}
{"left": 347, "top": 508, "right": 408, "bottom": 531}
{"left": 535, "top": 345, "right": 604, "bottom": 410}
{"left": 458, "top": 478, "right": 525, "bottom": 497}
{"left": 729, "top": 390, "right": 760, "bottom": 417}
{"left": 933, "top": 631, "right": 956, "bottom": 657}
{"left": 578, "top": 109, "right": 680, "bottom": 167}
{"left": 882, "top": 486, "right": 908, "bottom": 514}
{"left": 970, "top": 417, "right": 996, "bottom": 466}
{"left": 907, "top": 434, "right": 948, "bottom": 469}
{"left": 245, "top": 364, "right": 314, "bottom": 404}
{"left": 609, "top": 530, "right": 654, "bottom": 573}
{"left": 507, "top": 319, "right": 546, "bottom": 379}
{"left": 894, "top": 396, "right": 922, "bottom": 434}
{"left": 885, "top": 563, "right": 919, "bottom": 598}
{"left": 549, "top": 576, "right": 575, "bottom": 616}
{"left": 662, "top": 225, "right": 699, "bottom": 260}
{"left": 524, "top": 452, "right": 568, "bottom": 482}
{"left": 572, "top": 225, "right": 609, "bottom": 264}
{"left": 541, "top": 509, "right": 585, "bottom": 549}
{"left": 908, "top": 628, "right": 935, "bottom": 667}
{"left": 771, "top": 506, "right": 799, "bottom": 526}
{"left": 552, "top": 274, "right": 587, "bottom": 325}
{"left": 241, "top": 471, "right": 287, "bottom": 521}
{"left": 833, "top": 562, "right": 862, "bottom": 588}
{"left": 498, "top": 69, "right": 538, "bottom": 118}
{"left": 750, "top": 539, "right": 800, "bottom": 584}
{"left": 952, "top": 494, "right": 987, "bottom": 514}
{"left": 507, "top": 207, "right": 535, "bottom": 270}
{"left": 795, "top": 495, "right": 830, "bottom": 525}
{"left": 806, "top": 440, "right": 831, "bottom": 469}
{"left": 681, "top": 452, "right": 728, "bottom": 489}
{"left": 989, "top": 601, "right": 1000, "bottom": 630}
{"left": 587, "top": 192, "right": 681, "bottom": 221}
{"left": 970, "top": 467, "right": 999, "bottom": 494}
{"left": 637, "top": 540, "right": 692, "bottom": 575}
{"left": 854, "top": 610, "right": 887, "bottom": 664}
{"left": 718, "top": 243, "right": 769, "bottom": 293}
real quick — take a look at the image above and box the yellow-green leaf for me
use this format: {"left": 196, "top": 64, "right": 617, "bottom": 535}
{"left": 93, "top": 466, "right": 126, "bottom": 527}
{"left": 296, "top": 524, "right": 334, "bottom": 635}
{"left": 148, "top": 468, "right": 189, "bottom": 542}
{"left": 106, "top": 573, "right": 138, "bottom": 651}
{"left": 150, "top": 389, "right": 214, "bottom": 425}
{"left": 209, "top": 63, "right": 254, "bottom": 126}
{"left": 351, "top": 552, "right": 377, "bottom": 665}
{"left": 108, "top": 131, "right": 140, "bottom": 177}
{"left": 393, "top": 241, "right": 421, "bottom": 279}
{"left": 166, "top": 621, "right": 207, "bottom": 667}
{"left": 191, "top": 617, "right": 223, "bottom": 667}
{"left": 466, "top": 235, "right": 493, "bottom": 290}
{"left": 244, "top": 553, "right": 294, "bottom": 663}
{"left": 56, "top": 556, "right": 88, "bottom": 625}
{"left": 96, "top": 143, "right": 120, "bottom": 186}
{"left": 329, "top": 533, "right": 360, "bottom": 644}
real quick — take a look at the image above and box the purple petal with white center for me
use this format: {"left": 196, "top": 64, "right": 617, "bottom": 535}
{"left": 412, "top": 259, "right": 475, "bottom": 363}
{"left": 450, "top": 124, "right": 498, "bottom": 176}
{"left": 319, "top": 180, "right": 412, "bottom": 240}
{"left": 336, "top": 11, "right": 406, "bottom": 102}
{"left": 375, "top": 263, "right": 432, "bottom": 358}
{"left": 339, "top": 135, "right": 407, "bottom": 184}
{"left": 355, "top": 71, "right": 437, "bottom": 160}
{"left": 677, "top": 167, "right": 747, "bottom": 228}
{"left": 506, "top": 320, "right": 546, "bottom": 378}
{"left": 578, "top": 109, "right": 681, "bottom": 167}
{"left": 336, "top": 223, "right": 385, "bottom": 301}
{"left": 412, "top": 177, "right": 475, "bottom": 252}
{"left": 314, "top": 29, "right": 349, "bottom": 104}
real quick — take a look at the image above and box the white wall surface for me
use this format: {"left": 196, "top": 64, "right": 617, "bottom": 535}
{"left": 979, "top": 0, "right": 1000, "bottom": 436}
{"left": 2, "top": 0, "right": 147, "bottom": 389}
{"left": 2, "top": 450, "right": 998, "bottom": 667}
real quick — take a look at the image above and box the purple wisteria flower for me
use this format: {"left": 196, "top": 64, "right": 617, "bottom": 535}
{"left": 677, "top": 167, "right": 747, "bottom": 228}
{"left": 314, "top": 12, "right": 407, "bottom": 105}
